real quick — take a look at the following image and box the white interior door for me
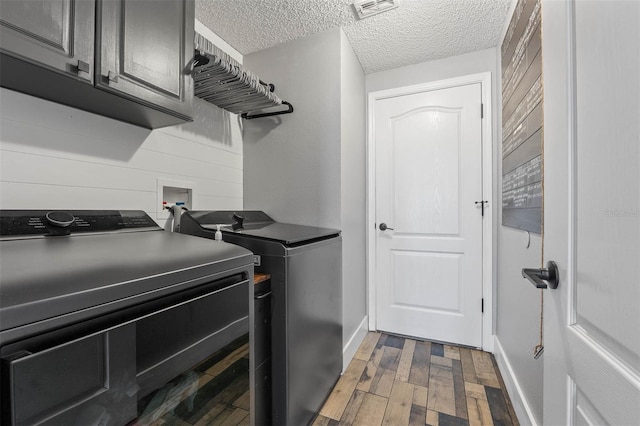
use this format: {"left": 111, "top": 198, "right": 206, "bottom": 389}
{"left": 542, "top": 1, "right": 640, "bottom": 424}
{"left": 374, "top": 82, "right": 484, "bottom": 347}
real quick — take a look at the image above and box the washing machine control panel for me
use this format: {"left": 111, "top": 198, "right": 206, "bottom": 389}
{"left": 0, "top": 210, "right": 160, "bottom": 238}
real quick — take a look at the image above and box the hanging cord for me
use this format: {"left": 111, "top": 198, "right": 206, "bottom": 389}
{"left": 533, "top": 153, "right": 546, "bottom": 360}
{"left": 533, "top": 289, "right": 544, "bottom": 359}
{"left": 532, "top": 241, "right": 545, "bottom": 358}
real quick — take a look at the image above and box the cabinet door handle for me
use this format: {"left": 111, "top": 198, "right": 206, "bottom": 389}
{"left": 76, "top": 60, "right": 91, "bottom": 73}
{"left": 69, "top": 60, "right": 90, "bottom": 76}
{"left": 106, "top": 71, "right": 119, "bottom": 84}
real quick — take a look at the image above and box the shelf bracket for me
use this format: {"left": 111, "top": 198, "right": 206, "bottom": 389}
{"left": 241, "top": 101, "right": 294, "bottom": 120}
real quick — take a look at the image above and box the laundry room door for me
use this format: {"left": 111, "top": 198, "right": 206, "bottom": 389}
{"left": 542, "top": 1, "right": 640, "bottom": 424}
{"left": 373, "top": 81, "right": 484, "bottom": 347}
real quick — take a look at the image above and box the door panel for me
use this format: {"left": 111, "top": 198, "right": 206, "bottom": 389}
{"left": 392, "top": 251, "right": 462, "bottom": 312}
{"left": 1, "top": 1, "right": 69, "bottom": 51}
{"left": 573, "top": 0, "right": 639, "bottom": 368}
{"left": 393, "top": 107, "right": 461, "bottom": 235}
{"left": 542, "top": 1, "right": 640, "bottom": 424}
{"left": 0, "top": 0, "right": 94, "bottom": 82}
{"left": 122, "top": 0, "right": 182, "bottom": 97}
{"left": 375, "top": 83, "right": 483, "bottom": 347}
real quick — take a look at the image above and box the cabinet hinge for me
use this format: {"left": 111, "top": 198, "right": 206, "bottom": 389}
{"left": 480, "top": 103, "right": 484, "bottom": 119}
{"left": 481, "top": 298, "right": 484, "bottom": 313}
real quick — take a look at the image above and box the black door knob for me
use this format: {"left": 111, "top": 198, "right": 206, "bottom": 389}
{"left": 522, "top": 261, "right": 559, "bottom": 289}
{"left": 379, "top": 223, "right": 394, "bottom": 231}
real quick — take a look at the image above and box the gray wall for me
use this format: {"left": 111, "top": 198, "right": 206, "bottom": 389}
{"left": 496, "top": 229, "right": 543, "bottom": 424}
{"left": 243, "top": 29, "right": 342, "bottom": 229}
{"left": 243, "top": 28, "right": 368, "bottom": 363}
{"left": 366, "top": 48, "right": 498, "bottom": 93}
{"left": 340, "top": 31, "right": 367, "bottom": 360}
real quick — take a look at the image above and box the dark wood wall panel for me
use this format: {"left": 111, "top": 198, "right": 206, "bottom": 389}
{"left": 501, "top": 0, "right": 543, "bottom": 234}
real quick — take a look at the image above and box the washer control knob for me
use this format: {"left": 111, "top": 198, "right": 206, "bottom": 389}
{"left": 45, "top": 211, "right": 75, "bottom": 228}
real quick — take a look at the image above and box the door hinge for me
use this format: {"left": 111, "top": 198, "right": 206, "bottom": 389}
{"left": 475, "top": 200, "right": 488, "bottom": 216}
{"left": 480, "top": 103, "right": 484, "bottom": 119}
{"left": 481, "top": 298, "right": 484, "bottom": 313}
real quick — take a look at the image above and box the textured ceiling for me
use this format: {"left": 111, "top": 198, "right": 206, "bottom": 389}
{"left": 195, "top": 0, "right": 511, "bottom": 74}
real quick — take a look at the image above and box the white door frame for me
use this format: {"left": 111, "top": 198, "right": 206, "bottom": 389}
{"left": 366, "top": 72, "right": 494, "bottom": 352}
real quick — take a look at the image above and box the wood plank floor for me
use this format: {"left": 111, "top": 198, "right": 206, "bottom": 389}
{"left": 137, "top": 334, "right": 251, "bottom": 426}
{"left": 313, "top": 332, "right": 519, "bottom": 426}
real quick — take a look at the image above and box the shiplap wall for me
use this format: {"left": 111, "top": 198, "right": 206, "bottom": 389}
{"left": 0, "top": 22, "right": 244, "bottom": 228}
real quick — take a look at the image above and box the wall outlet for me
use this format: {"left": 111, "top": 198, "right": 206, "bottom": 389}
{"left": 157, "top": 178, "right": 196, "bottom": 220}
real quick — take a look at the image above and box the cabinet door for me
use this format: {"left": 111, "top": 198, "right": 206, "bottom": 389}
{"left": 97, "top": 0, "right": 194, "bottom": 120}
{"left": 0, "top": 0, "right": 94, "bottom": 82}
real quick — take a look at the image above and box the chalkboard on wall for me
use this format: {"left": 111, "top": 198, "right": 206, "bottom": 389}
{"left": 501, "top": 0, "right": 543, "bottom": 234}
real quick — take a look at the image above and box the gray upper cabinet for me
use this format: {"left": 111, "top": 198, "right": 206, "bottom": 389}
{"left": 0, "top": 0, "right": 194, "bottom": 129}
{"left": 96, "top": 0, "right": 193, "bottom": 121}
{"left": 0, "top": 0, "right": 95, "bottom": 83}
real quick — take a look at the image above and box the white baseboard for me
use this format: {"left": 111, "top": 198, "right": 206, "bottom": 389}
{"left": 493, "top": 337, "right": 539, "bottom": 426}
{"left": 342, "top": 316, "right": 369, "bottom": 373}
